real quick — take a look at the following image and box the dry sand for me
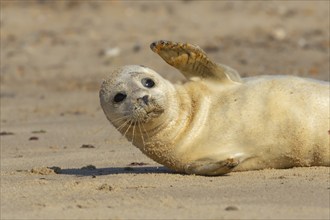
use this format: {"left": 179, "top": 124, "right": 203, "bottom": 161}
{"left": 1, "top": 1, "right": 329, "bottom": 219}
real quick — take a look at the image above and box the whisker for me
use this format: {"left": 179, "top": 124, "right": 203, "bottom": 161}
{"left": 117, "top": 120, "right": 131, "bottom": 141}
{"left": 123, "top": 120, "right": 133, "bottom": 140}
{"left": 111, "top": 115, "right": 130, "bottom": 123}
{"left": 131, "top": 121, "right": 136, "bottom": 142}
{"left": 138, "top": 122, "right": 146, "bottom": 147}
{"left": 117, "top": 119, "right": 131, "bottom": 133}
{"left": 141, "top": 122, "right": 150, "bottom": 140}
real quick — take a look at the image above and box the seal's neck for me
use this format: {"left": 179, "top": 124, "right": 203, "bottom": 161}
{"left": 129, "top": 81, "right": 211, "bottom": 171}
{"left": 133, "top": 82, "right": 206, "bottom": 148}
{"left": 148, "top": 85, "right": 192, "bottom": 138}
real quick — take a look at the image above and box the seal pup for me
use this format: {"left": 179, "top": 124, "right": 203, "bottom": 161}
{"left": 99, "top": 40, "right": 329, "bottom": 176}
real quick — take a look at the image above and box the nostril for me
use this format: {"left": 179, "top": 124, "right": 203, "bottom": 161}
{"left": 139, "top": 95, "right": 149, "bottom": 105}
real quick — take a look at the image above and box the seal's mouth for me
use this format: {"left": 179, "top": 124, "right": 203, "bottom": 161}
{"left": 134, "top": 107, "right": 164, "bottom": 123}
{"left": 145, "top": 108, "right": 164, "bottom": 119}
{"left": 126, "top": 103, "right": 163, "bottom": 125}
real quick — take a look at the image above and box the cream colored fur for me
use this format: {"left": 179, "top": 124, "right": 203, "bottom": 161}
{"left": 100, "top": 64, "right": 329, "bottom": 176}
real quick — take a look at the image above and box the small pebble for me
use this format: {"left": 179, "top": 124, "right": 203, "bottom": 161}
{"left": 132, "top": 43, "right": 141, "bottom": 53}
{"left": 81, "top": 144, "right": 95, "bottom": 148}
{"left": 128, "top": 162, "right": 149, "bottom": 166}
{"left": 99, "top": 47, "right": 121, "bottom": 57}
{"left": 32, "top": 130, "right": 46, "bottom": 134}
{"left": 98, "top": 183, "right": 114, "bottom": 191}
{"left": 225, "top": 206, "right": 239, "bottom": 211}
{"left": 29, "top": 136, "right": 39, "bottom": 141}
{"left": 271, "top": 28, "right": 286, "bottom": 40}
{"left": 0, "top": 131, "right": 14, "bottom": 136}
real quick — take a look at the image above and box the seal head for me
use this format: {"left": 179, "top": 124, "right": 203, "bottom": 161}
{"left": 99, "top": 65, "right": 173, "bottom": 136}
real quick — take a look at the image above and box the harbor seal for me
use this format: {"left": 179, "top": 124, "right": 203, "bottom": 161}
{"left": 99, "top": 40, "right": 329, "bottom": 176}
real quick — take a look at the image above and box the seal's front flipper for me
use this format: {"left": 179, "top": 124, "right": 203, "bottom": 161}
{"left": 150, "top": 40, "right": 242, "bottom": 83}
{"left": 184, "top": 157, "right": 240, "bottom": 176}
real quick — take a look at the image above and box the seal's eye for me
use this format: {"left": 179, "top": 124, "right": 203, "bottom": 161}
{"left": 113, "top": 93, "right": 127, "bottom": 103}
{"left": 141, "top": 78, "right": 155, "bottom": 88}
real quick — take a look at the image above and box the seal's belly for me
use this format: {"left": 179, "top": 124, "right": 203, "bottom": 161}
{"left": 181, "top": 77, "right": 330, "bottom": 170}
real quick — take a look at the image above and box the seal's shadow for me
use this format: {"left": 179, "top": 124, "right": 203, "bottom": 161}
{"left": 59, "top": 166, "right": 175, "bottom": 176}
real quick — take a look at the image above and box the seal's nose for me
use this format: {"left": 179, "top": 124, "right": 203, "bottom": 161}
{"left": 138, "top": 95, "right": 149, "bottom": 105}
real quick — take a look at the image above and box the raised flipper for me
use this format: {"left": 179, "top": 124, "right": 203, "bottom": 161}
{"left": 150, "top": 40, "right": 242, "bottom": 84}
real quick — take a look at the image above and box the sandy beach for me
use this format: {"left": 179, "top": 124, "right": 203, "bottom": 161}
{"left": 1, "top": 1, "right": 329, "bottom": 219}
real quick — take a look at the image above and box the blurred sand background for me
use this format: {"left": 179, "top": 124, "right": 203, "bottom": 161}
{"left": 1, "top": 1, "right": 329, "bottom": 219}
